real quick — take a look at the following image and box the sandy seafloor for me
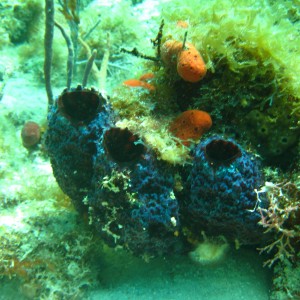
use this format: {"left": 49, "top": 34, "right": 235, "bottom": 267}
{"left": 0, "top": 0, "right": 298, "bottom": 299}
{"left": 1, "top": 249, "right": 272, "bottom": 300}
{"left": 87, "top": 249, "right": 272, "bottom": 300}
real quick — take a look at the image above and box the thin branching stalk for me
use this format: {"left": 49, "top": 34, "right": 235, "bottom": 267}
{"left": 54, "top": 21, "right": 74, "bottom": 90}
{"left": 44, "top": 0, "right": 55, "bottom": 108}
{"left": 82, "top": 49, "right": 97, "bottom": 87}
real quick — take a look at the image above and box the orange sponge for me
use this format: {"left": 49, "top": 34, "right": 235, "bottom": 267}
{"left": 21, "top": 121, "right": 41, "bottom": 148}
{"left": 139, "top": 72, "right": 155, "bottom": 81}
{"left": 161, "top": 40, "right": 183, "bottom": 65}
{"left": 123, "top": 79, "right": 155, "bottom": 92}
{"left": 161, "top": 39, "right": 206, "bottom": 83}
{"left": 177, "top": 45, "right": 207, "bottom": 82}
{"left": 169, "top": 110, "right": 212, "bottom": 146}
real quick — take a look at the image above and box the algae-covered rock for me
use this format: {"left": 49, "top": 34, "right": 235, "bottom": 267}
{"left": 161, "top": 0, "right": 300, "bottom": 99}
{"left": 4, "top": 0, "right": 43, "bottom": 44}
{"left": 245, "top": 108, "right": 300, "bottom": 158}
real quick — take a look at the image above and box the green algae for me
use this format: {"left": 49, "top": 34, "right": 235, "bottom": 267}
{"left": 161, "top": 0, "right": 300, "bottom": 99}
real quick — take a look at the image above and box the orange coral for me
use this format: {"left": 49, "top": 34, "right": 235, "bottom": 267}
{"left": 169, "top": 110, "right": 212, "bottom": 146}
{"left": 161, "top": 40, "right": 207, "bottom": 83}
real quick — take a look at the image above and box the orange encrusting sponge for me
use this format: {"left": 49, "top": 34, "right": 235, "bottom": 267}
{"left": 123, "top": 78, "right": 155, "bottom": 92}
{"left": 123, "top": 73, "right": 156, "bottom": 92}
{"left": 161, "top": 40, "right": 207, "bottom": 83}
{"left": 169, "top": 110, "right": 212, "bottom": 146}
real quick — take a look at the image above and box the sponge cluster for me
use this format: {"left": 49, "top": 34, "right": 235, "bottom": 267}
{"left": 45, "top": 89, "right": 268, "bottom": 256}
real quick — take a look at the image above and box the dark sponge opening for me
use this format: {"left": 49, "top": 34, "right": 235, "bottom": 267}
{"left": 205, "top": 139, "right": 241, "bottom": 165}
{"left": 58, "top": 85, "right": 105, "bottom": 123}
{"left": 103, "top": 127, "right": 145, "bottom": 163}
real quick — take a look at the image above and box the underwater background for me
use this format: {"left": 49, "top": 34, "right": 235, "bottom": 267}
{"left": 0, "top": 0, "right": 299, "bottom": 299}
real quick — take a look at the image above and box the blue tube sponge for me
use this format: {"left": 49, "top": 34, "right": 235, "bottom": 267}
{"left": 45, "top": 86, "right": 113, "bottom": 211}
{"left": 89, "top": 150, "right": 185, "bottom": 256}
{"left": 126, "top": 153, "right": 182, "bottom": 255}
{"left": 187, "top": 136, "right": 266, "bottom": 245}
{"left": 130, "top": 153, "right": 178, "bottom": 228}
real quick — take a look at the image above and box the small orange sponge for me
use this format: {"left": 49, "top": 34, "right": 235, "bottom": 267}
{"left": 161, "top": 40, "right": 207, "bottom": 83}
{"left": 177, "top": 45, "right": 207, "bottom": 82}
{"left": 123, "top": 79, "right": 155, "bottom": 92}
{"left": 169, "top": 110, "right": 212, "bottom": 145}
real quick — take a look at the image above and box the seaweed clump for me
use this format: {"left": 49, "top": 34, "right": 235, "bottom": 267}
{"left": 159, "top": 0, "right": 300, "bottom": 163}
{"left": 3, "top": 0, "right": 43, "bottom": 44}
